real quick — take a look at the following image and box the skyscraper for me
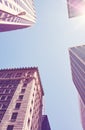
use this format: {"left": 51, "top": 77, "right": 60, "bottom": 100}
{"left": 0, "top": 0, "right": 36, "bottom": 31}
{"left": 69, "top": 45, "right": 85, "bottom": 129}
{"left": 0, "top": 67, "right": 44, "bottom": 130}
{"left": 41, "top": 115, "right": 51, "bottom": 130}
{"left": 67, "top": 0, "right": 85, "bottom": 18}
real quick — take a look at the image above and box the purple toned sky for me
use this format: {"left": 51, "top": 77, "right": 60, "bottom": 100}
{"left": 0, "top": 0, "right": 85, "bottom": 130}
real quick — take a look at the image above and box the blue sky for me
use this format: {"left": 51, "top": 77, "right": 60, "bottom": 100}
{"left": 1, "top": 0, "right": 85, "bottom": 129}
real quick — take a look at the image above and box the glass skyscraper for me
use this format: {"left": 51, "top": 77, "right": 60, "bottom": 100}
{"left": 69, "top": 45, "right": 85, "bottom": 129}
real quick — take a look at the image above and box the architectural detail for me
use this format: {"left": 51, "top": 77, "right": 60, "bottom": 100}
{"left": 41, "top": 115, "right": 51, "bottom": 130}
{"left": 69, "top": 45, "right": 85, "bottom": 130}
{"left": 0, "top": 0, "right": 36, "bottom": 31}
{"left": 0, "top": 67, "right": 44, "bottom": 130}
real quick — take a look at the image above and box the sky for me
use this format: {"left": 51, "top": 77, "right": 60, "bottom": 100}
{"left": 1, "top": 0, "right": 85, "bottom": 130}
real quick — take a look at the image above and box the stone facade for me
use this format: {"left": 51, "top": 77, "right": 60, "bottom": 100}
{"left": 0, "top": 68, "right": 44, "bottom": 130}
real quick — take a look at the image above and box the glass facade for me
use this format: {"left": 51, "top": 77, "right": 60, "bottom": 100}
{"left": 69, "top": 45, "right": 85, "bottom": 130}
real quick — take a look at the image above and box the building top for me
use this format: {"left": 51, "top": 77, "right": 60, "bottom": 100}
{"left": 69, "top": 45, "right": 85, "bottom": 64}
{"left": 0, "top": 67, "right": 44, "bottom": 95}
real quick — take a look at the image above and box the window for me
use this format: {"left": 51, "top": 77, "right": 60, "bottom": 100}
{"left": 23, "top": 83, "right": 27, "bottom": 87}
{"left": 4, "top": 1, "right": 8, "bottom": 6}
{"left": 30, "top": 108, "right": 32, "bottom": 114}
{"left": 15, "top": 103, "right": 21, "bottom": 109}
{"left": 2, "top": 104, "right": 7, "bottom": 109}
{"left": 11, "top": 112, "right": 18, "bottom": 121}
{"left": 21, "top": 89, "right": 25, "bottom": 93}
{"left": 7, "top": 96, "right": 11, "bottom": 100}
{"left": 1, "top": 96, "right": 6, "bottom": 100}
{"left": 18, "top": 95, "right": 23, "bottom": 100}
{"left": 7, "top": 125, "right": 14, "bottom": 130}
{"left": 15, "top": 72, "right": 22, "bottom": 77}
{"left": 28, "top": 118, "right": 30, "bottom": 125}
{"left": 33, "top": 93, "right": 34, "bottom": 97}
{"left": 5, "top": 73, "right": 13, "bottom": 78}
{"left": 7, "top": 84, "right": 12, "bottom": 88}
{"left": 31, "top": 100, "right": 33, "bottom": 105}
{"left": 5, "top": 89, "right": 10, "bottom": 93}
{"left": 9, "top": 3, "right": 12, "bottom": 9}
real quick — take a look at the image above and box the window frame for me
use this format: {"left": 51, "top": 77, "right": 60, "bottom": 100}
{"left": 15, "top": 103, "right": 21, "bottom": 109}
{"left": 11, "top": 112, "right": 18, "bottom": 122}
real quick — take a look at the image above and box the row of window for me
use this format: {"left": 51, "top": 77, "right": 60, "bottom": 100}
{"left": 27, "top": 87, "right": 37, "bottom": 129}
{"left": 0, "top": 89, "right": 25, "bottom": 101}
{"left": 0, "top": 103, "right": 21, "bottom": 121}
{"left": 0, "top": 79, "right": 20, "bottom": 86}
{"left": 0, "top": 71, "right": 32, "bottom": 78}
{"left": 0, "top": 95, "right": 12, "bottom": 101}
{"left": 0, "top": 71, "right": 24, "bottom": 78}
{"left": 9, "top": 87, "right": 26, "bottom": 121}
{"left": 0, "top": 84, "right": 17, "bottom": 90}
{"left": 9, "top": 92, "right": 25, "bottom": 122}
{"left": 0, "top": 103, "right": 8, "bottom": 110}
{"left": 0, "top": 88, "right": 15, "bottom": 94}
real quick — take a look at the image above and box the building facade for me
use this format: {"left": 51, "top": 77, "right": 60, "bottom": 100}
{"left": 0, "top": 0, "right": 36, "bottom": 31}
{"left": 69, "top": 45, "right": 85, "bottom": 130}
{"left": 0, "top": 67, "right": 44, "bottom": 130}
{"left": 41, "top": 115, "right": 51, "bottom": 130}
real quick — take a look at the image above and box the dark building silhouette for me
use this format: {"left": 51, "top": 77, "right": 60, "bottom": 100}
{"left": 41, "top": 115, "right": 51, "bottom": 130}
